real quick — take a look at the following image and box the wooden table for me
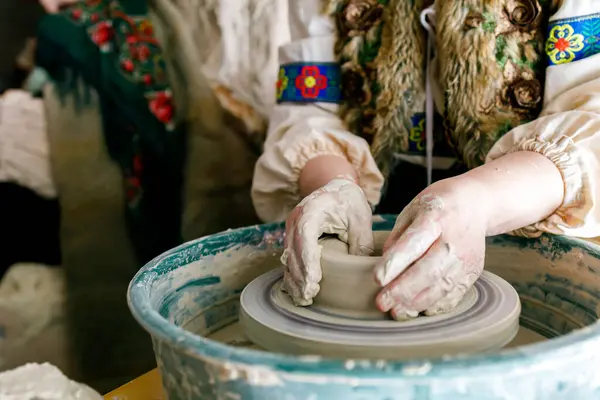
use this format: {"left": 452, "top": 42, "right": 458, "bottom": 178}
{"left": 104, "top": 369, "right": 164, "bottom": 399}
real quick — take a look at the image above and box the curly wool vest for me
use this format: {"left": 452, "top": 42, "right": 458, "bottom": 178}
{"left": 328, "top": 0, "right": 554, "bottom": 177}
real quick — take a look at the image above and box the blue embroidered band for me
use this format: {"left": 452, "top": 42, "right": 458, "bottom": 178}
{"left": 546, "top": 13, "right": 600, "bottom": 66}
{"left": 405, "top": 113, "right": 456, "bottom": 157}
{"left": 407, "top": 113, "right": 426, "bottom": 154}
{"left": 276, "top": 63, "right": 342, "bottom": 104}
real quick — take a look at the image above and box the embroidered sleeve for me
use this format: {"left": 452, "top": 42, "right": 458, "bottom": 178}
{"left": 486, "top": 1, "right": 600, "bottom": 238}
{"left": 251, "top": 0, "right": 384, "bottom": 222}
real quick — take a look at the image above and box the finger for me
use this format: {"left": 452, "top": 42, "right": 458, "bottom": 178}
{"left": 282, "top": 270, "right": 310, "bottom": 306}
{"left": 282, "top": 206, "right": 304, "bottom": 282}
{"left": 382, "top": 208, "right": 413, "bottom": 253}
{"left": 283, "top": 247, "right": 307, "bottom": 294}
{"left": 282, "top": 205, "right": 318, "bottom": 305}
{"left": 293, "top": 207, "right": 329, "bottom": 300}
{"left": 283, "top": 236, "right": 320, "bottom": 306}
{"left": 376, "top": 239, "right": 454, "bottom": 312}
{"left": 390, "top": 285, "right": 446, "bottom": 320}
{"left": 284, "top": 206, "right": 303, "bottom": 249}
{"left": 347, "top": 209, "right": 374, "bottom": 256}
{"left": 425, "top": 270, "right": 480, "bottom": 316}
{"left": 374, "top": 215, "right": 441, "bottom": 287}
{"left": 282, "top": 230, "right": 316, "bottom": 307}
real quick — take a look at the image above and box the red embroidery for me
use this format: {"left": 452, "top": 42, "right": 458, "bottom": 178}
{"left": 295, "top": 66, "right": 328, "bottom": 99}
{"left": 64, "top": 1, "right": 174, "bottom": 130}
{"left": 91, "top": 21, "right": 113, "bottom": 46}
{"left": 134, "top": 45, "right": 151, "bottom": 61}
{"left": 149, "top": 92, "right": 174, "bottom": 124}
{"left": 121, "top": 59, "right": 134, "bottom": 72}
{"left": 554, "top": 38, "right": 569, "bottom": 52}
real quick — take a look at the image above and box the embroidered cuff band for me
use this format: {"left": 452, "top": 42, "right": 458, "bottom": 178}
{"left": 276, "top": 63, "right": 342, "bottom": 104}
{"left": 546, "top": 13, "right": 600, "bottom": 66}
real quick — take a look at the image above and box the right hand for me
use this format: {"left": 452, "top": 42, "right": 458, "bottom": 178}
{"left": 281, "top": 178, "right": 374, "bottom": 306}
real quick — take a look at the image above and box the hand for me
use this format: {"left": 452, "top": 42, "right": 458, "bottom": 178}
{"left": 373, "top": 177, "right": 488, "bottom": 320}
{"left": 39, "top": 0, "right": 78, "bottom": 13}
{"left": 282, "top": 177, "right": 374, "bottom": 306}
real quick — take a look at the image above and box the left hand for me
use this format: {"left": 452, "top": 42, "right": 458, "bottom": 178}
{"left": 373, "top": 177, "right": 488, "bottom": 320}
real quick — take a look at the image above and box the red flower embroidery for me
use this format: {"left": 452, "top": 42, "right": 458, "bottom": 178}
{"left": 135, "top": 45, "right": 151, "bottom": 61}
{"left": 149, "top": 92, "right": 174, "bottom": 124}
{"left": 295, "top": 66, "right": 327, "bottom": 99}
{"left": 121, "top": 59, "right": 134, "bottom": 72}
{"left": 72, "top": 9, "right": 82, "bottom": 20}
{"left": 91, "top": 22, "right": 113, "bottom": 46}
{"left": 554, "top": 38, "right": 569, "bottom": 52}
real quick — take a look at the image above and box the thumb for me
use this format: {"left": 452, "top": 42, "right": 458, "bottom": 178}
{"left": 347, "top": 211, "right": 374, "bottom": 256}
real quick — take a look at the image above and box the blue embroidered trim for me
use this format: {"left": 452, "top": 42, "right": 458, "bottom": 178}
{"left": 276, "top": 62, "right": 342, "bottom": 104}
{"left": 546, "top": 13, "right": 600, "bottom": 66}
{"left": 407, "top": 113, "right": 426, "bottom": 154}
{"left": 404, "top": 113, "right": 456, "bottom": 158}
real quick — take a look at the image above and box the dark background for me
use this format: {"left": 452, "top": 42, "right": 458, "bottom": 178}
{"left": 0, "top": 2, "right": 61, "bottom": 278}
{"left": 0, "top": 0, "right": 44, "bottom": 91}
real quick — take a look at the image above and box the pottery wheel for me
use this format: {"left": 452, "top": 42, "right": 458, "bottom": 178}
{"left": 240, "top": 268, "right": 521, "bottom": 359}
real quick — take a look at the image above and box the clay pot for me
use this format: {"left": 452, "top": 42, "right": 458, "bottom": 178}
{"left": 313, "top": 231, "right": 389, "bottom": 319}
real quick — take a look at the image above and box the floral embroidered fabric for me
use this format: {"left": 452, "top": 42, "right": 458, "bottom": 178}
{"left": 407, "top": 113, "right": 426, "bottom": 154}
{"left": 546, "top": 13, "right": 600, "bottom": 65}
{"left": 67, "top": 0, "right": 176, "bottom": 129}
{"left": 36, "top": 0, "right": 184, "bottom": 263}
{"left": 276, "top": 63, "right": 342, "bottom": 104}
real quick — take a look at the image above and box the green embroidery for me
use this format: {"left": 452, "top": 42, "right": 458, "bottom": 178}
{"left": 581, "top": 17, "right": 600, "bottom": 58}
{"left": 482, "top": 12, "right": 497, "bottom": 33}
{"left": 495, "top": 35, "right": 508, "bottom": 69}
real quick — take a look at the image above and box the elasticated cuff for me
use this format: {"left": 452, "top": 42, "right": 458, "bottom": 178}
{"left": 490, "top": 135, "right": 586, "bottom": 238}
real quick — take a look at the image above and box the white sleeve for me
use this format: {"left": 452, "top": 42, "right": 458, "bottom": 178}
{"left": 251, "top": 0, "right": 384, "bottom": 223}
{"left": 486, "top": 0, "right": 600, "bottom": 238}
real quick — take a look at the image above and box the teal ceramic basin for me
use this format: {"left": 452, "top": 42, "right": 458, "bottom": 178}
{"left": 128, "top": 215, "right": 600, "bottom": 399}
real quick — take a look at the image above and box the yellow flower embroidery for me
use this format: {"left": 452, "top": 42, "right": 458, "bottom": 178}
{"left": 546, "top": 24, "right": 584, "bottom": 65}
{"left": 276, "top": 68, "right": 289, "bottom": 99}
{"left": 409, "top": 117, "right": 425, "bottom": 152}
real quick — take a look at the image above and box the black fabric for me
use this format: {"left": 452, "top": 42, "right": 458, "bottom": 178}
{"left": 0, "top": 182, "right": 60, "bottom": 279}
{"left": 375, "top": 161, "right": 469, "bottom": 215}
{"left": 98, "top": 97, "right": 185, "bottom": 264}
